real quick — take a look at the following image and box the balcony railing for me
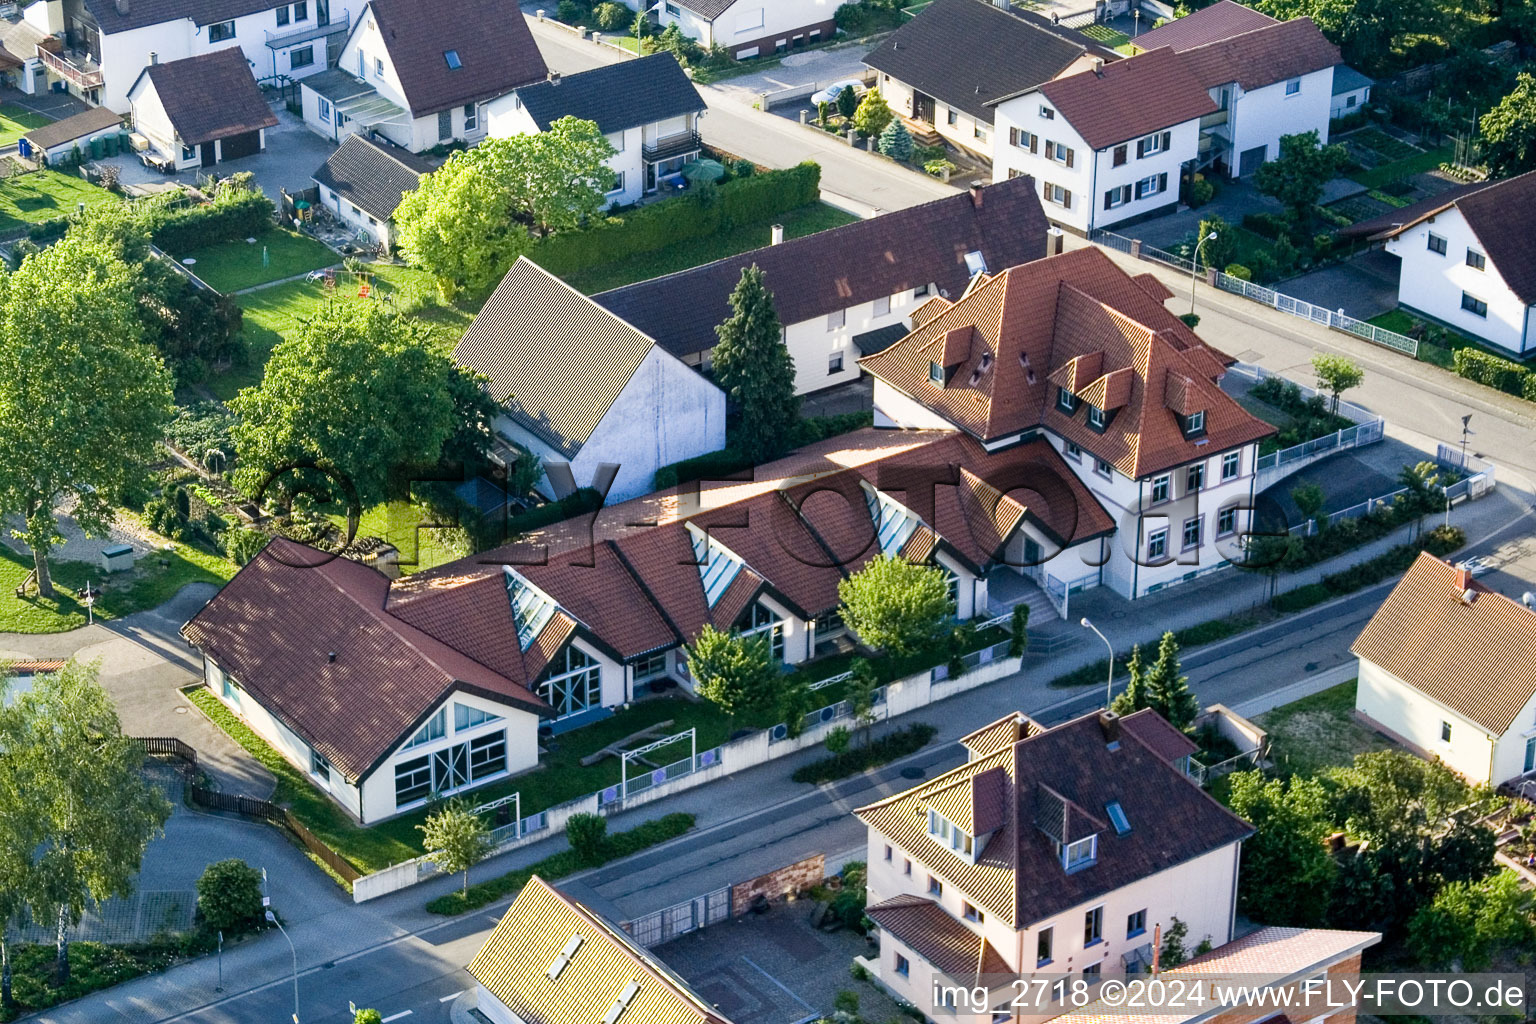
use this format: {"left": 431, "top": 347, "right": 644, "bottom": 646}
{"left": 643, "top": 129, "right": 702, "bottom": 163}
{"left": 264, "top": 10, "right": 350, "bottom": 49}
{"left": 37, "top": 46, "right": 103, "bottom": 90}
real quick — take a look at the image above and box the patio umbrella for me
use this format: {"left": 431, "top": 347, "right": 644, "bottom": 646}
{"left": 682, "top": 159, "right": 726, "bottom": 183}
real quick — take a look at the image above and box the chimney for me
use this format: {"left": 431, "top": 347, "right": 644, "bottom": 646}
{"left": 1522, "top": 592, "right": 1535, "bottom": 611}
{"left": 770, "top": 223, "right": 784, "bottom": 245}
{"left": 549, "top": 70, "right": 561, "bottom": 85}
{"left": 1152, "top": 923, "right": 1162, "bottom": 976}
{"left": 969, "top": 180, "right": 984, "bottom": 208}
{"left": 1092, "top": 56, "right": 1105, "bottom": 74}
{"left": 1048, "top": 225, "right": 1064, "bottom": 256}
{"left": 327, "top": 651, "right": 336, "bottom": 663}
{"left": 1098, "top": 710, "right": 1121, "bottom": 747}
{"left": 148, "top": 50, "right": 157, "bottom": 65}
{"left": 1454, "top": 566, "right": 1473, "bottom": 592}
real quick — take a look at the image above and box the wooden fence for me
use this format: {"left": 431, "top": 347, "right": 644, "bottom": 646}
{"left": 133, "top": 737, "right": 361, "bottom": 883}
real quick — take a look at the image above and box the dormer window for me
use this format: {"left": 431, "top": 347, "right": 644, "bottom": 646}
{"left": 929, "top": 360, "right": 945, "bottom": 384}
{"left": 1056, "top": 387, "right": 1079, "bottom": 413}
{"left": 1182, "top": 409, "right": 1206, "bottom": 436}
{"left": 928, "top": 808, "right": 976, "bottom": 859}
{"left": 1086, "top": 405, "right": 1106, "bottom": 430}
{"left": 1059, "top": 834, "right": 1097, "bottom": 871}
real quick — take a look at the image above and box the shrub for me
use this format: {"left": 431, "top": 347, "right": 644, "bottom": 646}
{"left": 1179, "top": 313, "right": 1200, "bottom": 328}
{"left": 142, "top": 187, "right": 275, "bottom": 253}
{"left": 221, "top": 527, "right": 270, "bottom": 565}
{"left": 1242, "top": 211, "right": 1291, "bottom": 239}
{"left": 1225, "top": 263, "right": 1252, "bottom": 281}
{"left": 196, "top": 859, "right": 265, "bottom": 935}
{"left": 825, "top": 724, "right": 851, "bottom": 754}
{"left": 555, "top": 0, "right": 587, "bottom": 23}
{"left": 912, "top": 144, "right": 946, "bottom": 165}
{"left": 1524, "top": 373, "right": 1536, "bottom": 403}
{"left": 355, "top": 1012, "right": 385, "bottom": 1024}
{"left": 924, "top": 158, "right": 956, "bottom": 178}
{"left": 592, "top": 1, "right": 628, "bottom": 29}
{"left": 792, "top": 724, "right": 937, "bottom": 784}
{"left": 1452, "top": 347, "right": 1529, "bottom": 396}
{"left": 1186, "top": 177, "right": 1215, "bottom": 206}
{"left": 566, "top": 812, "right": 608, "bottom": 866}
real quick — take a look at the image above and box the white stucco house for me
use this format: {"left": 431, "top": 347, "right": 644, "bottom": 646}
{"left": 126, "top": 48, "right": 276, "bottom": 170}
{"left": 486, "top": 53, "right": 706, "bottom": 207}
{"left": 1353, "top": 552, "right": 1536, "bottom": 787}
{"left": 35, "top": 0, "right": 343, "bottom": 112}
{"left": 594, "top": 176, "right": 1050, "bottom": 395}
{"left": 298, "top": 0, "right": 546, "bottom": 152}
{"left": 1373, "top": 170, "right": 1536, "bottom": 357}
{"left": 989, "top": 48, "right": 1215, "bottom": 233}
{"left": 626, "top": 0, "right": 843, "bottom": 60}
{"left": 311, "top": 132, "right": 433, "bottom": 253}
{"left": 455, "top": 257, "right": 728, "bottom": 505}
{"left": 860, "top": 245, "right": 1275, "bottom": 605}
{"left": 1330, "top": 64, "right": 1373, "bottom": 119}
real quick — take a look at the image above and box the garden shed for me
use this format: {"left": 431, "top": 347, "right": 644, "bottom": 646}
{"left": 18, "top": 106, "right": 123, "bottom": 165}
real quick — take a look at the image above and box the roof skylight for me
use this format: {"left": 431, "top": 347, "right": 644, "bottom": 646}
{"left": 689, "top": 524, "right": 744, "bottom": 608}
{"left": 864, "top": 486, "right": 921, "bottom": 557}
{"left": 505, "top": 568, "right": 557, "bottom": 650}
{"left": 444, "top": 49, "right": 462, "bottom": 69}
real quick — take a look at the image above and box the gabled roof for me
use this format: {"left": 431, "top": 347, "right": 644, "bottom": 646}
{"left": 455, "top": 257, "right": 695, "bottom": 457}
{"left": 1129, "top": 0, "right": 1277, "bottom": 52}
{"left": 1332, "top": 64, "right": 1374, "bottom": 95}
{"left": 312, "top": 134, "right": 434, "bottom": 222}
{"left": 1177, "top": 18, "right": 1341, "bottom": 92}
{"left": 1370, "top": 170, "right": 1536, "bottom": 305}
{"left": 129, "top": 49, "right": 277, "bottom": 146}
{"left": 859, "top": 247, "right": 1274, "bottom": 478}
{"left": 865, "top": 895, "right": 1012, "bottom": 979}
{"left": 468, "top": 876, "right": 733, "bottom": 1024}
{"left": 1030, "top": 47, "right": 1218, "bottom": 150}
{"left": 856, "top": 708, "right": 1254, "bottom": 928}
{"left": 180, "top": 539, "right": 551, "bottom": 782}
{"left": 363, "top": 0, "right": 547, "bottom": 117}
{"left": 83, "top": 0, "right": 284, "bottom": 33}
{"left": 594, "top": 175, "right": 1049, "bottom": 361}
{"left": 20, "top": 107, "right": 122, "bottom": 151}
{"left": 515, "top": 53, "right": 704, "bottom": 134}
{"left": 863, "top": 0, "right": 1115, "bottom": 124}
{"left": 1352, "top": 552, "right": 1536, "bottom": 734}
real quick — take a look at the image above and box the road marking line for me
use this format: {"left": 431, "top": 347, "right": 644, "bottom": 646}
{"left": 440, "top": 991, "right": 466, "bottom": 1003}
{"left": 382, "top": 1012, "right": 413, "bottom": 1022}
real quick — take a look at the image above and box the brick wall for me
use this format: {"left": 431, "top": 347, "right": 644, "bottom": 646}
{"left": 731, "top": 853, "right": 825, "bottom": 914}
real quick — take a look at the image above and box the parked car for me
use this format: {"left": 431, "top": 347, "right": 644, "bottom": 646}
{"left": 811, "top": 79, "right": 865, "bottom": 106}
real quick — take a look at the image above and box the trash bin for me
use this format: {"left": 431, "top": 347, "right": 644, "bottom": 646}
{"left": 89, "top": 135, "right": 104, "bottom": 159}
{"left": 100, "top": 544, "right": 135, "bottom": 573}
{"left": 104, "top": 133, "right": 118, "bottom": 156}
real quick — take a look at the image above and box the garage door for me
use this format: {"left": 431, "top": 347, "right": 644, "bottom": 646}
{"left": 220, "top": 130, "right": 261, "bottom": 162}
{"left": 1238, "top": 144, "right": 1267, "bottom": 177}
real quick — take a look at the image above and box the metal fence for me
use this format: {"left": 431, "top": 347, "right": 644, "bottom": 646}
{"left": 624, "top": 886, "right": 733, "bottom": 947}
{"left": 1257, "top": 422, "right": 1385, "bottom": 474}
{"left": 17, "top": 890, "right": 197, "bottom": 944}
{"left": 598, "top": 747, "right": 724, "bottom": 806}
{"left": 931, "top": 639, "right": 1013, "bottom": 682}
{"left": 1288, "top": 486, "right": 1410, "bottom": 535}
{"left": 1043, "top": 570, "right": 1099, "bottom": 619}
{"left": 1189, "top": 746, "right": 1265, "bottom": 786}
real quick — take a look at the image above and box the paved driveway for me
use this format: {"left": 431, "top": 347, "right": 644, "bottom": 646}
{"left": 1277, "top": 248, "right": 1401, "bottom": 321}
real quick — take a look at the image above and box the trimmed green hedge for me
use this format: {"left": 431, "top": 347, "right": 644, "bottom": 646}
{"left": 425, "top": 812, "right": 694, "bottom": 915}
{"left": 1452, "top": 347, "right": 1531, "bottom": 398}
{"left": 145, "top": 190, "right": 276, "bottom": 253}
{"left": 792, "top": 724, "right": 937, "bottom": 784}
{"left": 1271, "top": 525, "right": 1465, "bottom": 613}
{"left": 531, "top": 162, "right": 821, "bottom": 278}
{"left": 1047, "top": 612, "right": 1263, "bottom": 688}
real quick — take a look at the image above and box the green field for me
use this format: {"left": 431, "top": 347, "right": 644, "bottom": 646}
{"left": 1254, "top": 680, "right": 1393, "bottom": 777}
{"left": 0, "top": 170, "right": 117, "bottom": 235}
{"left": 179, "top": 228, "right": 340, "bottom": 293}
{"left": 0, "top": 103, "right": 53, "bottom": 148}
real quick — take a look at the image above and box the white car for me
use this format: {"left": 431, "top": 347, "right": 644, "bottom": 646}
{"left": 811, "top": 79, "right": 865, "bottom": 107}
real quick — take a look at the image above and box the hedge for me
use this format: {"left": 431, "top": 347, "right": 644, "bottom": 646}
{"left": 143, "top": 189, "right": 276, "bottom": 253}
{"left": 791, "top": 724, "right": 937, "bottom": 784}
{"left": 1271, "top": 525, "right": 1464, "bottom": 612}
{"left": 531, "top": 162, "right": 822, "bottom": 278}
{"left": 1451, "top": 347, "right": 1530, "bottom": 398}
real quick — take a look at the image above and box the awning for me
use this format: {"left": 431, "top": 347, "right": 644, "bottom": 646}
{"left": 303, "top": 69, "right": 411, "bottom": 127}
{"left": 853, "top": 323, "right": 910, "bottom": 356}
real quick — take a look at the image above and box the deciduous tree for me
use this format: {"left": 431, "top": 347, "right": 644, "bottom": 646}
{"left": 1310, "top": 353, "right": 1364, "bottom": 413}
{"left": 1253, "top": 131, "right": 1349, "bottom": 224}
{"left": 1479, "top": 72, "right": 1536, "bottom": 176}
{"left": 0, "top": 235, "right": 174, "bottom": 598}
{"left": 418, "top": 801, "right": 493, "bottom": 893}
{"left": 710, "top": 265, "right": 799, "bottom": 462}
{"left": 852, "top": 89, "right": 895, "bottom": 139}
{"left": 838, "top": 555, "right": 952, "bottom": 657}
{"left": 1225, "top": 771, "right": 1338, "bottom": 925}
{"left": 686, "top": 625, "right": 778, "bottom": 722}
{"left": 1406, "top": 871, "right": 1533, "bottom": 969}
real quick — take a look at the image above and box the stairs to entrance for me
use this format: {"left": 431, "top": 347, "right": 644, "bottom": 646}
{"left": 902, "top": 116, "right": 944, "bottom": 148}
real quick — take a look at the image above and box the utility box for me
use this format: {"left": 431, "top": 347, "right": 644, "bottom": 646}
{"left": 100, "top": 544, "right": 135, "bottom": 573}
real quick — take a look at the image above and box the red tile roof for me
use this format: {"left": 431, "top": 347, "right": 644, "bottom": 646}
{"left": 1033, "top": 47, "right": 1217, "bottom": 150}
{"left": 866, "top": 894, "right": 1012, "bottom": 978}
{"left": 132, "top": 49, "right": 278, "bottom": 146}
{"left": 1351, "top": 551, "right": 1536, "bottom": 734}
{"left": 181, "top": 539, "right": 550, "bottom": 782}
{"left": 1129, "top": 0, "right": 1277, "bottom": 52}
{"left": 860, "top": 247, "right": 1273, "bottom": 478}
{"left": 1177, "top": 18, "right": 1340, "bottom": 92}
{"left": 367, "top": 0, "right": 547, "bottom": 117}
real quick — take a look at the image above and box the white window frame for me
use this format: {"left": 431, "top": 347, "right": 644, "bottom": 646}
{"left": 1147, "top": 527, "right": 1168, "bottom": 560}
{"left": 1062, "top": 835, "right": 1097, "bottom": 871}
{"left": 1284, "top": 78, "right": 1301, "bottom": 96}
{"left": 1150, "top": 474, "right": 1170, "bottom": 504}
{"left": 538, "top": 645, "right": 603, "bottom": 718}
{"left": 1217, "top": 505, "right": 1238, "bottom": 537}
{"left": 1137, "top": 131, "right": 1165, "bottom": 156}
{"left": 1182, "top": 515, "right": 1203, "bottom": 550}
{"left": 1221, "top": 450, "right": 1240, "bottom": 480}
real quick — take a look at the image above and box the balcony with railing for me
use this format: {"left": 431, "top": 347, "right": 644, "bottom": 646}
{"left": 642, "top": 129, "right": 702, "bottom": 163}
{"left": 37, "top": 45, "right": 103, "bottom": 90}
{"left": 264, "top": 9, "right": 350, "bottom": 50}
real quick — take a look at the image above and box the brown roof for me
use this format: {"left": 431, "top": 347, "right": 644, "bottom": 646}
{"left": 366, "top": 0, "right": 548, "bottom": 117}
{"left": 1178, "top": 18, "right": 1340, "bottom": 92}
{"left": 856, "top": 708, "right": 1254, "bottom": 928}
{"left": 860, "top": 247, "right": 1274, "bottom": 478}
{"left": 1129, "top": 0, "right": 1277, "bottom": 52}
{"left": 20, "top": 107, "right": 122, "bottom": 151}
{"left": 1032, "top": 47, "right": 1217, "bottom": 150}
{"left": 1351, "top": 552, "right": 1536, "bottom": 734}
{"left": 1372, "top": 170, "right": 1536, "bottom": 305}
{"left": 866, "top": 894, "right": 1012, "bottom": 979}
{"left": 468, "top": 876, "right": 733, "bottom": 1024}
{"left": 130, "top": 49, "right": 277, "bottom": 146}
{"left": 594, "top": 176, "right": 1049, "bottom": 362}
{"left": 181, "top": 539, "right": 550, "bottom": 782}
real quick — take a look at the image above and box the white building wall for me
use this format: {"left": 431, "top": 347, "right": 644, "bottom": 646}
{"left": 1329, "top": 85, "right": 1370, "bottom": 120}
{"left": 1384, "top": 207, "right": 1534, "bottom": 356}
{"left": 1225, "top": 67, "right": 1334, "bottom": 178}
{"left": 487, "top": 93, "right": 643, "bottom": 208}
{"left": 783, "top": 285, "right": 930, "bottom": 394}
{"left": 643, "top": 0, "right": 839, "bottom": 56}
{"left": 319, "top": 183, "right": 394, "bottom": 250}
{"left": 872, "top": 380, "right": 964, "bottom": 431}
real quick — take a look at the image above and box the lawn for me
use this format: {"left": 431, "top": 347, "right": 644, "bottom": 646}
{"left": 328, "top": 499, "right": 472, "bottom": 574}
{"left": 564, "top": 202, "right": 860, "bottom": 294}
{"left": 1368, "top": 307, "right": 1529, "bottom": 370}
{"left": 178, "top": 228, "right": 340, "bottom": 293}
{"left": 1253, "top": 680, "right": 1393, "bottom": 777}
{"left": 214, "top": 263, "right": 475, "bottom": 401}
{"left": 0, "top": 103, "right": 53, "bottom": 148}
{"left": 0, "top": 538, "right": 237, "bottom": 634}
{"left": 0, "top": 170, "right": 117, "bottom": 235}
{"left": 1080, "top": 23, "right": 1136, "bottom": 53}
{"left": 1349, "top": 146, "right": 1454, "bottom": 190}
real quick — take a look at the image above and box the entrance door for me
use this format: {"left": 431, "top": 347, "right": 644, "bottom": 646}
{"left": 1525, "top": 735, "right": 1535, "bottom": 774}
{"left": 913, "top": 91, "right": 935, "bottom": 124}
{"left": 316, "top": 0, "right": 329, "bottom": 26}
{"left": 200, "top": 142, "right": 217, "bottom": 168}
{"left": 1238, "top": 144, "right": 1267, "bottom": 177}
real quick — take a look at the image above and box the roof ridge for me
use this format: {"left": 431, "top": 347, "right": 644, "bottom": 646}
{"left": 855, "top": 744, "right": 1013, "bottom": 816}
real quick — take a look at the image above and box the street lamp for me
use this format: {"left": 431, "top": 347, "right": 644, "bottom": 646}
{"left": 1080, "top": 617, "right": 1114, "bottom": 709}
{"left": 264, "top": 909, "right": 299, "bottom": 1023}
{"left": 1190, "top": 231, "right": 1217, "bottom": 316}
